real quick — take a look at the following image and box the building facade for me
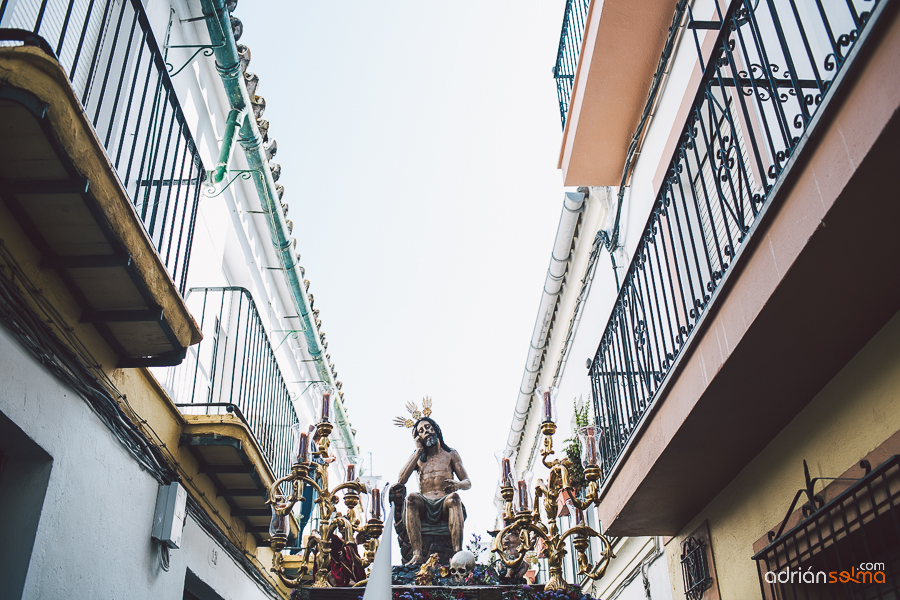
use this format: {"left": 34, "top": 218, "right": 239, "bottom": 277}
{"left": 506, "top": 0, "right": 900, "bottom": 597}
{"left": 0, "top": 1, "right": 361, "bottom": 598}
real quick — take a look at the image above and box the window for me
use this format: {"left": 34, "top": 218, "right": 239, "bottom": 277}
{"left": 0, "top": 409, "right": 53, "bottom": 599}
{"left": 681, "top": 536, "right": 713, "bottom": 599}
{"left": 753, "top": 456, "right": 900, "bottom": 600}
{"left": 679, "top": 521, "right": 720, "bottom": 600}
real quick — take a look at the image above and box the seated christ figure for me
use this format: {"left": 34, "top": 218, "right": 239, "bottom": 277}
{"left": 395, "top": 401, "right": 470, "bottom": 566}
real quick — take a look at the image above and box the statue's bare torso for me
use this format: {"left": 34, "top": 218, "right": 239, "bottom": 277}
{"left": 396, "top": 418, "right": 471, "bottom": 564}
{"left": 417, "top": 449, "right": 461, "bottom": 499}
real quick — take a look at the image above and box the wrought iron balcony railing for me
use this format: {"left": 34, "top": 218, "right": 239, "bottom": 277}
{"left": 553, "top": 0, "right": 590, "bottom": 129}
{"left": 166, "top": 287, "right": 299, "bottom": 480}
{"left": 0, "top": 0, "right": 205, "bottom": 294}
{"left": 589, "top": 0, "right": 882, "bottom": 486}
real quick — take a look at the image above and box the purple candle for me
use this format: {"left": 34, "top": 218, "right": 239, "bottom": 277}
{"left": 501, "top": 458, "right": 512, "bottom": 486}
{"left": 517, "top": 479, "right": 529, "bottom": 512}
{"left": 321, "top": 392, "right": 331, "bottom": 421}
{"left": 371, "top": 488, "right": 382, "bottom": 520}
{"left": 296, "top": 432, "right": 310, "bottom": 463}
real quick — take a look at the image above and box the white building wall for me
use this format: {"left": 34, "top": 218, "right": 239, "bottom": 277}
{"left": 0, "top": 324, "right": 274, "bottom": 600}
{"left": 146, "top": 0, "right": 356, "bottom": 470}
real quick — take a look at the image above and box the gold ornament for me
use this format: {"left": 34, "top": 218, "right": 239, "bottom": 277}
{"left": 393, "top": 397, "right": 433, "bottom": 428}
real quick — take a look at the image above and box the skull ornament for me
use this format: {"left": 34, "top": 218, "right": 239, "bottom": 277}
{"left": 449, "top": 550, "right": 476, "bottom": 581}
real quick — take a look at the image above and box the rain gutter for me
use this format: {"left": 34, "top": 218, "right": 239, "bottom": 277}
{"left": 505, "top": 192, "right": 585, "bottom": 458}
{"left": 199, "top": 0, "right": 356, "bottom": 453}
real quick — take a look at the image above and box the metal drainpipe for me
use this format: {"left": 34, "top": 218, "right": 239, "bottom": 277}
{"left": 505, "top": 192, "right": 585, "bottom": 459}
{"left": 211, "top": 108, "right": 246, "bottom": 184}
{"left": 200, "top": 0, "right": 356, "bottom": 453}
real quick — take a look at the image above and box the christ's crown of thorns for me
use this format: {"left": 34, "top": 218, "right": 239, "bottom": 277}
{"left": 393, "top": 397, "right": 433, "bottom": 428}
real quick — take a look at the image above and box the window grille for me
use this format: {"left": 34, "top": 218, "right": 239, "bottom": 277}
{"left": 681, "top": 536, "right": 713, "bottom": 599}
{"left": 753, "top": 456, "right": 900, "bottom": 600}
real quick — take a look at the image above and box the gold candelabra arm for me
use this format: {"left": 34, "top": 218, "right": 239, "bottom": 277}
{"left": 268, "top": 472, "right": 299, "bottom": 506}
{"left": 271, "top": 551, "right": 308, "bottom": 589}
{"left": 559, "top": 523, "right": 600, "bottom": 541}
{"left": 331, "top": 481, "right": 366, "bottom": 496}
{"left": 559, "top": 523, "right": 616, "bottom": 581}
{"left": 540, "top": 421, "right": 558, "bottom": 468}
{"left": 491, "top": 518, "right": 548, "bottom": 569}
{"left": 298, "top": 473, "right": 326, "bottom": 497}
{"left": 541, "top": 443, "right": 555, "bottom": 470}
{"left": 566, "top": 481, "right": 600, "bottom": 512}
{"left": 312, "top": 532, "right": 333, "bottom": 588}
{"left": 299, "top": 533, "right": 319, "bottom": 576}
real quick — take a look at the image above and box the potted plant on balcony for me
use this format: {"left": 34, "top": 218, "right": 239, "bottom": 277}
{"left": 561, "top": 401, "right": 591, "bottom": 495}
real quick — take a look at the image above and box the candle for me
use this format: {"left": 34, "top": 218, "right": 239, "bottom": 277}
{"left": 269, "top": 504, "right": 289, "bottom": 537}
{"left": 371, "top": 488, "right": 382, "bottom": 520}
{"left": 321, "top": 392, "right": 331, "bottom": 421}
{"left": 573, "top": 505, "right": 584, "bottom": 525}
{"left": 346, "top": 464, "right": 356, "bottom": 482}
{"left": 296, "top": 432, "right": 310, "bottom": 463}
{"left": 501, "top": 458, "right": 512, "bottom": 486}
{"left": 585, "top": 433, "right": 597, "bottom": 466}
{"left": 517, "top": 479, "right": 528, "bottom": 512}
{"left": 543, "top": 390, "right": 553, "bottom": 422}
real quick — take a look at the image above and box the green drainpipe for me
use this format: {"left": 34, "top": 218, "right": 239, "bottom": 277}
{"left": 200, "top": 0, "right": 356, "bottom": 454}
{"left": 211, "top": 108, "right": 245, "bottom": 184}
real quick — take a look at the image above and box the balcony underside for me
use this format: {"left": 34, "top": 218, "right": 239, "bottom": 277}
{"left": 0, "top": 47, "right": 201, "bottom": 366}
{"left": 598, "top": 6, "right": 900, "bottom": 535}
{"left": 181, "top": 414, "right": 292, "bottom": 547}
{"left": 559, "top": 0, "right": 678, "bottom": 186}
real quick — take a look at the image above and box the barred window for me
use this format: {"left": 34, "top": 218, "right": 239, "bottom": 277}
{"left": 681, "top": 536, "right": 713, "bottom": 599}
{"left": 753, "top": 456, "right": 900, "bottom": 600}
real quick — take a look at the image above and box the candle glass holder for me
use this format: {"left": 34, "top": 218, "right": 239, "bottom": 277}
{"left": 316, "top": 384, "right": 335, "bottom": 424}
{"left": 515, "top": 471, "right": 534, "bottom": 513}
{"left": 576, "top": 425, "right": 602, "bottom": 481}
{"left": 269, "top": 499, "right": 291, "bottom": 539}
{"left": 291, "top": 423, "right": 311, "bottom": 466}
{"left": 343, "top": 455, "right": 364, "bottom": 483}
{"left": 494, "top": 449, "right": 518, "bottom": 489}
{"left": 536, "top": 386, "right": 559, "bottom": 429}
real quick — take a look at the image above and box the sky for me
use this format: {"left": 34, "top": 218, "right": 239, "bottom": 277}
{"left": 239, "top": 1, "right": 570, "bottom": 557}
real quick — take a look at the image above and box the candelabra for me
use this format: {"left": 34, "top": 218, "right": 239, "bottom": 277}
{"left": 492, "top": 387, "right": 615, "bottom": 591}
{"left": 267, "top": 386, "right": 385, "bottom": 588}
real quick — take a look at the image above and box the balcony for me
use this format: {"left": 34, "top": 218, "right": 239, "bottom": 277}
{"left": 587, "top": 0, "right": 900, "bottom": 534}
{"left": 165, "top": 287, "right": 299, "bottom": 546}
{"left": 0, "top": 0, "right": 204, "bottom": 365}
{"left": 557, "top": 0, "right": 679, "bottom": 185}
{"left": 553, "top": 0, "right": 590, "bottom": 129}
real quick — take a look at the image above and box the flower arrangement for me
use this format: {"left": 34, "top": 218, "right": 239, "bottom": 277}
{"left": 391, "top": 589, "right": 465, "bottom": 600}
{"left": 386, "top": 585, "right": 602, "bottom": 600}
{"left": 501, "top": 584, "right": 602, "bottom": 600}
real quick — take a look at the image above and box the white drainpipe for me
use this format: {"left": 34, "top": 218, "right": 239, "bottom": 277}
{"left": 505, "top": 191, "right": 585, "bottom": 455}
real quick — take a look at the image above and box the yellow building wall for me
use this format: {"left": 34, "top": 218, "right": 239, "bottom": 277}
{"left": 665, "top": 307, "right": 900, "bottom": 598}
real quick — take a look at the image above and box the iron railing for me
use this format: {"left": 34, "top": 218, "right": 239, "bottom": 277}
{"left": 753, "top": 457, "right": 900, "bottom": 599}
{"left": 589, "top": 0, "right": 882, "bottom": 486}
{"left": 553, "top": 0, "right": 590, "bottom": 129}
{"left": 0, "top": 0, "right": 204, "bottom": 294}
{"left": 165, "top": 287, "right": 298, "bottom": 480}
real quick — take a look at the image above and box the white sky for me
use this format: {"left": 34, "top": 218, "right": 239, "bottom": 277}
{"left": 239, "top": 1, "right": 569, "bottom": 557}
